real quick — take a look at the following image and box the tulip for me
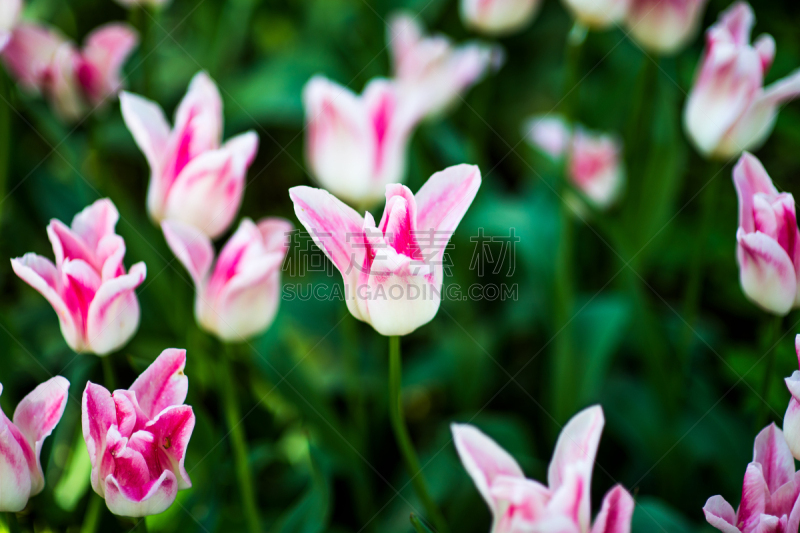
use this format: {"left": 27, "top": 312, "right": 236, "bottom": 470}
{"left": 303, "top": 75, "right": 416, "bottom": 208}
{"left": 290, "top": 164, "right": 481, "bottom": 336}
{"left": 162, "top": 217, "right": 292, "bottom": 341}
{"left": 732, "top": 153, "right": 800, "bottom": 316}
{"left": 82, "top": 348, "right": 195, "bottom": 517}
{"left": 0, "top": 377, "right": 69, "bottom": 512}
{"left": 625, "top": 0, "right": 709, "bottom": 54}
{"left": 2, "top": 23, "right": 138, "bottom": 120}
{"left": 452, "top": 406, "right": 634, "bottom": 533}
{"left": 704, "top": 423, "right": 800, "bottom": 532}
{"left": 387, "top": 12, "right": 503, "bottom": 122}
{"left": 561, "top": 0, "right": 630, "bottom": 29}
{"left": 783, "top": 336, "right": 800, "bottom": 459}
{"left": 0, "top": 0, "right": 21, "bottom": 51}
{"left": 11, "top": 198, "right": 147, "bottom": 355}
{"left": 460, "top": 0, "right": 541, "bottom": 36}
{"left": 120, "top": 72, "right": 259, "bottom": 238}
{"left": 684, "top": 2, "right": 800, "bottom": 159}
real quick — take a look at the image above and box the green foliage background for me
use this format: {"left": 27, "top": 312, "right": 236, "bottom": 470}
{"left": 3, "top": 0, "right": 800, "bottom": 531}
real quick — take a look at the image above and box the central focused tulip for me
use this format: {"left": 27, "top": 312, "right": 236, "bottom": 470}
{"left": 82, "top": 348, "right": 195, "bottom": 517}
{"left": 121, "top": 72, "right": 259, "bottom": 238}
{"left": 732, "top": 153, "right": 800, "bottom": 316}
{"left": 162, "top": 217, "right": 292, "bottom": 341}
{"left": 452, "top": 406, "right": 634, "bottom": 533}
{"left": 388, "top": 12, "right": 503, "bottom": 122}
{"left": 290, "top": 164, "right": 481, "bottom": 336}
{"left": 11, "top": 199, "right": 147, "bottom": 355}
{"left": 684, "top": 2, "right": 800, "bottom": 159}
{"left": 704, "top": 423, "right": 800, "bottom": 532}
{"left": 303, "top": 76, "right": 416, "bottom": 208}
{"left": 625, "top": 0, "right": 709, "bottom": 54}
{"left": 460, "top": 0, "right": 541, "bottom": 36}
{"left": 0, "top": 377, "right": 69, "bottom": 512}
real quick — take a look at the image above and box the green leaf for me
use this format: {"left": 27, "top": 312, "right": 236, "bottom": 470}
{"left": 410, "top": 514, "right": 436, "bottom": 533}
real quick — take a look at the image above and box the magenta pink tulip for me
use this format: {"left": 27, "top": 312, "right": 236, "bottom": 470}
{"left": 303, "top": 75, "right": 416, "bottom": 208}
{"left": 82, "top": 348, "right": 195, "bottom": 517}
{"left": 704, "top": 423, "right": 800, "bottom": 532}
{"left": 290, "top": 164, "right": 481, "bottom": 336}
{"left": 625, "top": 0, "right": 709, "bottom": 54}
{"left": 11, "top": 199, "right": 146, "bottom": 355}
{"left": 388, "top": 12, "right": 503, "bottom": 122}
{"left": 452, "top": 406, "right": 634, "bottom": 533}
{"left": 162, "top": 217, "right": 292, "bottom": 341}
{"left": 0, "top": 377, "right": 69, "bottom": 512}
{"left": 732, "top": 153, "right": 800, "bottom": 315}
{"left": 783, "top": 336, "right": 800, "bottom": 460}
{"left": 684, "top": 2, "right": 800, "bottom": 158}
{"left": 460, "top": 0, "right": 541, "bottom": 36}
{"left": 121, "top": 72, "right": 259, "bottom": 239}
{"left": 2, "top": 22, "right": 137, "bottom": 120}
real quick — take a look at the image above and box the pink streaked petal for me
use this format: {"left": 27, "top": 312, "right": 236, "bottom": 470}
{"left": 766, "top": 471, "right": 800, "bottom": 519}
{"left": 380, "top": 185, "right": 421, "bottom": 258}
{"left": 736, "top": 229, "right": 796, "bottom": 316}
{"left": 783, "top": 397, "right": 800, "bottom": 460}
{"left": 161, "top": 219, "right": 213, "bottom": 286}
{"left": 256, "top": 217, "right": 294, "bottom": 255}
{"left": 718, "top": 2, "right": 755, "bottom": 47}
{"left": 734, "top": 153, "right": 780, "bottom": 233}
{"left": 105, "top": 469, "right": 177, "bottom": 517}
{"left": 113, "top": 390, "right": 140, "bottom": 438}
{"left": 77, "top": 23, "right": 138, "bottom": 104}
{"left": 739, "top": 462, "right": 769, "bottom": 531}
{"left": 0, "top": 420, "right": 32, "bottom": 512}
{"left": 451, "top": 423, "right": 525, "bottom": 511}
{"left": 387, "top": 12, "right": 422, "bottom": 72}
{"left": 82, "top": 381, "right": 116, "bottom": 496}
{"left": 762, "top": 69, "right": 800, "bottom": 106}
{"left": 548, "top": 405, "right": 604, "bottom": 492}
{"left": 590, "top": 485, "right": 634, "bottom": 533}
{"left": 205, "top": 218, "right": 261, "bottom": 300}
{"left": 145, "top": 405, "right": 194, "bottom": 489}
{"left": 786, "top": 484, "right": 800, "bottom": 533}
{"left": 703, "top": 495, "right": 741, "bottom": 533}
{"left": 753, "top": 423, "right": 794, "bottom": 493}
{"left": 97, "top": 234, "right": 126, "bottom": 282}
{"left": 754, "top": 35, "right": 776, "bottom": 73}
{"left": 489, "top": 475, "right": 550, "bottom": 528}
{"left": 71, "top": 198, "right": 121, "bottom": 252}
{"left": 1, "top": 24, "right": 64, "bottom": 90}
{"left": 62, "top": 259, "right": 102, "bottom": 336}
{"left": 129, "top": 348, "right": 188, "bottom": 420}
{"left": 85, "top": 262, "right": 145, "bottom": 355}
{"left": 47, "top": 219, "right": 97, "bottom": 269}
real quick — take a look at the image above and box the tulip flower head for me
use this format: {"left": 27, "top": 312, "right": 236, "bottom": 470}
{"left": 121, "top": 72, "right": 259, "bottom": 239}
{"left": 625, "top": 0, "right": 709, "bottom": 54}
{"left": 783, "top": 335, "right": 800, "bottom": 460}
{"left": 684, "top": 2, "right": 800, "bottom": 159}
{"left": 11, "top": 199, "right": 147, "bottom": 355}
{"left": 0, "top": 0, "right": 21, "bottom": 51}
{"left": 460, "top": 0, "right": 541, "bottom": 36}
{"left": 303, "top": 76, "right": 416, "bottom": 208}
{"left": 0, "top": 377, "right": 69, "bottom": 512}
{"left": 452, "top": 406, "right": 634, "bottom": 533}
{"left": 732, "top": 153, "right": 800, "bottom": 316}
{"left": 561, "top": 0, "right": 630, "bottom": 29}
{"left": 704, "top": 423, "right": 800, "bottom": 532}
{"left": 290, "top": 164, "right": 481, "bottom": 336}
{"left": 82, "top": 348, "right": 195, "bottom": 517}
{"left": 163, "top": 217, "right": 292, "bottom": 342}
{"left": 2, "top": 23, "right": 138, "bottom": 120}
{"left": 388, "top": 12, "right": 503, "bottom": 122}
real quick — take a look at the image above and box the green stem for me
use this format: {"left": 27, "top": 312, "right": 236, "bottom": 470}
{"left": 101, "top": 356, "right": 116, "bottom": 391}
{"left": 757, "top": 315, "right": 783, "bottom": 429}
{"left": 134, "top": 518, "right": 148, "bottom": 532}
{"left": 388, "top": 337, "right": 448, "bottom": 533}
{"left": 562, "top": 22, "right": 587, "bottom": 124}
{"left": 219, "top": 345, "right": 261, "bottom": 533}
{"left": 0, "top": 71, "right": 9, "bottom": 229}
{"left": 80, "top": 494, "right": 103, "bottom": 533}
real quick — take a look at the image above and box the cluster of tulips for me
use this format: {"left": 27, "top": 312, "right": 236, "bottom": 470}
{"left": 2, "top": 0, "right": 800, "bottom": 530}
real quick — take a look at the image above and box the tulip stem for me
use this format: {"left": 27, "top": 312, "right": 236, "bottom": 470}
{"left": 80, "top": 494, "right": 103, "bottom": 533}
{"left": 0, "top": 71, "right": 9, "bottom": 228}
{"left": 219, "top": 345, "right": 261, "bottom": 533}
{"left": 101, "top": 356, "right": 116, "bottom": 391}
{"left": 388, "top": 336, "right": 448, "bottom": 533}
{"left": 757, "top": 315, "right": 783, "bottom": 429}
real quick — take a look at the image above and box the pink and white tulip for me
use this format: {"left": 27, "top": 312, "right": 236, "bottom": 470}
{"left": 0, "top": 0, "right": 21, "bottom": 51}
{"left": 162, "top": 217, "right": 292, "bottom": 341}
{"left": 625, "top": 0, "right": 709, "bottom": 54}
{"left": 684, "top": 2, "right": 800, "bottom": 159}
{"left": 303, "top": 76, "right": 416, "bottom": 208}
{"left": 290, "top": 164, "right": 481, "bottom": 336}
{"left": 732, "top": 153, "right": 800, "bottom": 316}
{"left": 82, "top": 348, "right": 195, "bottom": 517}
{"left": 783, "top": 336, "right": 800, "bottom": 460}
{"left": 11, "top": 199, "right": 147, "bottom": 355}
{"left": 2, "top": 23, "right": 137, "bottom": 120}
{"left": 460, "top": 0, "right": 541, "bottom": 36}
{"left": 561, "top": 0, "right": 630, "bottom": 29}
{"left": 452, "top": 406, "right": 634, "bottom": 533}
{"left": 525, "top": 115, "right": 624, "bottom": 210}
{"left": 704, "top": 423, "right": 800, "bottom": 532}
{"left": 0, "top": 377, "right": 69, "bottom": 512}
{"left": 388, "top": 12, "right": 503, "bottom": 122}
{"left": 121, "top": 72, "right": 259, "bottom": 239}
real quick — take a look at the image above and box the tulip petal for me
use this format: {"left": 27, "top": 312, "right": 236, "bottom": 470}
{"left": 120, "top": 91, "right": 171, "bottom": 205}
{"left": 85, "top": 262, "right": 145, "bottom": 355}
{"left": 129, "top": 348, "right": 188, "bottom": 421}
{"left": 0, "top": 420, "right": 32, "bottom": 513}
{"left": 451, "top": 423, "right": 525, "bottom": 510}
{"left": 161, "top": 220, "right": 213, "bottom": 287}
{"left": 783, "top": 395, "right": 800, "bottom": 460}
{"left": 257, "top": 218, "right": 295, "bottom": 255}
{"left": 590, "top": 485, "right": 634, "bottom": 533}
{"left": 739, "top": 463, "right": 769, "bottom": 532}
{"left": 524, "top": 115, "right": 571, "bottom": 159}
{"left": 104, "top": 468, "right": 178, "bottom": 517}
{"left": 82, "top": 382, "right": 117, "bottom": 496}
{"left": 736, "top": 229, "right": 797, "bottom": 315}
{"left": 1, "top": 24, "right": 64, "bottom": 90}
{"left": 753, "top": 423, "right": 794, "bottom": 493}
{"left": 145, "top": 405, "right": 194, "bottom": 489}
{"left": 703, "top": 495, "right": 741, "bottom": 533}
{"left": 734, "top": 153, "right": 781, "bottom": 233}
{"left": 77, "top": 23, "right": 138, "bottom": 104}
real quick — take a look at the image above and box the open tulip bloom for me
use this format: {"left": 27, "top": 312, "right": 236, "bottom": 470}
{"left": 452, "top": 406, "right": 634, "bottom": 533}
{"left": 460, "top": 0, "right": 541, "bottom": 36}
{"left": 121, "top": 72, "right": 259, "bottom": 239}
{"left": 704, "top": 423, "right": 800, "bottom": 532}
{"left": 162, "top": 217, "right": 293, "bottom": 342}
{"left": 83, "top": 348, "right": 195, "bottom": 517}
{"left": 387, "top": 12, "right": 503, "bottom": 123}
{"left": 0, "top": 377, "right": 69, "bottom": 512}
{"left": 290, "top": 164, "right": 481, "bottom": 337}
{"left": 684, "top": 2, "right": 800, "bottom": 159}
{"left": 2, "top": 22, "right": 138, "bottom": 120}
{"left": 732, "top": 153, "right": 800, "bottom": 316}
{"left": 11, "top": 199, "right": 147, "bottom": 355}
